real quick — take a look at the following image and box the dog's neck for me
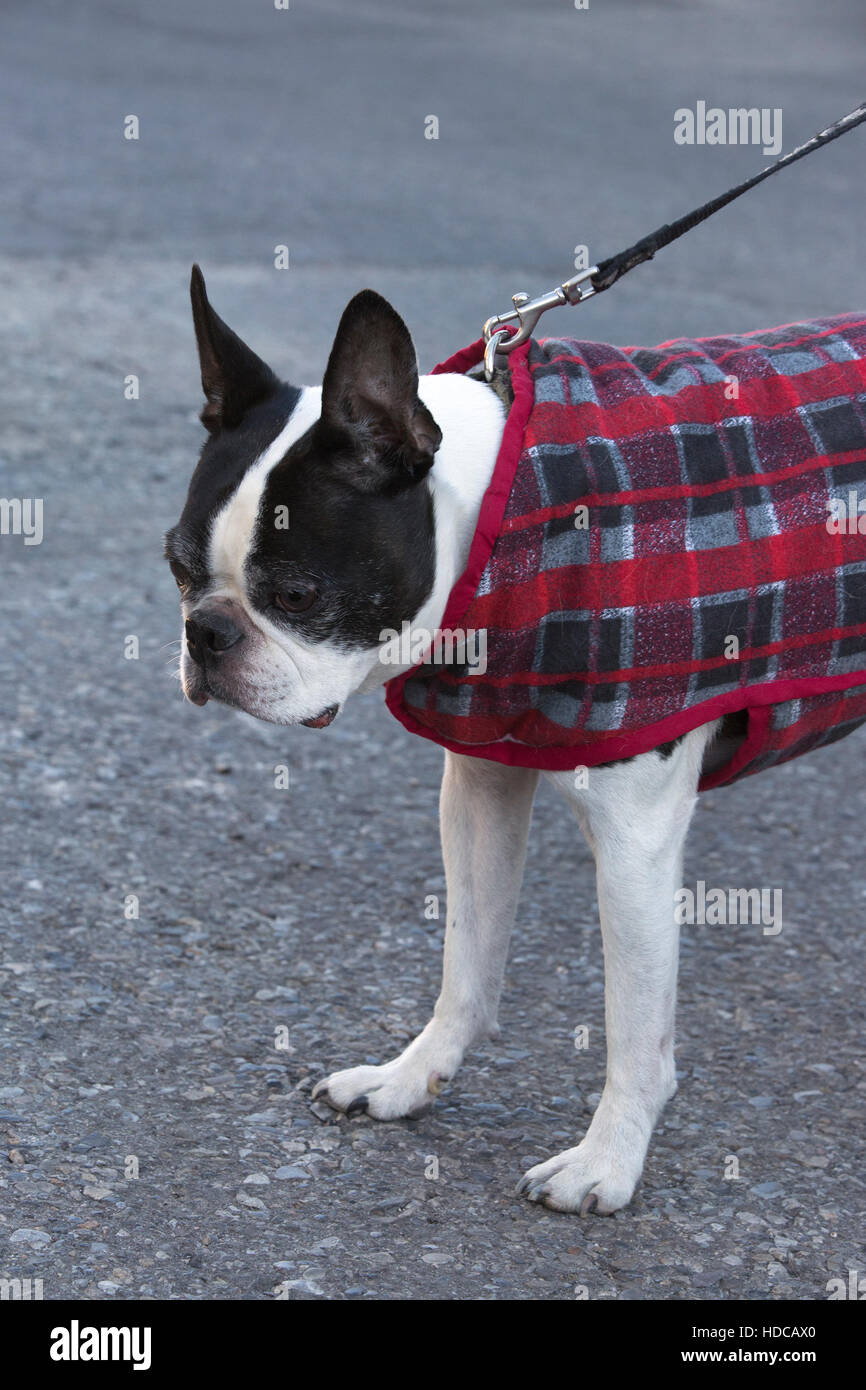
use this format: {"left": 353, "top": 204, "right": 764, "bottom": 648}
{"left": 359, "top": 370, "right": 507, "bottom": 692}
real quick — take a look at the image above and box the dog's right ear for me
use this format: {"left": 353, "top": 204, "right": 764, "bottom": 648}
{"left": 190, "top": 265, "right": 279, "bottom": 433}
{"left": 317, "top": 289, "right": 441, "bottom": 494}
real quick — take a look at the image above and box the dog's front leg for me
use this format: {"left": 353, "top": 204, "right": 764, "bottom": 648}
{"left": 519, "top": 727, "right": 713, "bottom": 1214}
{"left": 314, "top": 752, "right": 538, "bottom": 1119}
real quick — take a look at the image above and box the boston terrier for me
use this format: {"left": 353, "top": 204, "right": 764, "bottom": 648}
{"left": 165, "top": 268, "right": 865, "bottom": 1214}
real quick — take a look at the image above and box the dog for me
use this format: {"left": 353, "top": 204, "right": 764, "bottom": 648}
{"left": 166, "top": 268, "right": 866, "bottom": 1213}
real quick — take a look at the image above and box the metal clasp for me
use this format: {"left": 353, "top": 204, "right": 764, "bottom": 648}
{"left": 482, "top": 266, "right": 599, "bottom": 380}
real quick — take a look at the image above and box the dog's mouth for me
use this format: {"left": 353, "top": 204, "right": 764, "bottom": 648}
{"left": 182, "top": 671, "right": 210, "bottom": 706}
{"left": 300, "top": 703, "right": 339, "bottom": 728}
{"left": 183, "top": 675, "right": 338, "bottom": 728}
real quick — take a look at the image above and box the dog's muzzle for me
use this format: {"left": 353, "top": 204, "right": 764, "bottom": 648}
{"left": 185, "top": 608, "right": 245, "bottom": 666}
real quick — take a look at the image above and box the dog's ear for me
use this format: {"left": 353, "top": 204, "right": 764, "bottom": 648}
{"left": 318, "top": 290, "right": 441, "bottom": 493}
{"left": 190, "top": 265, "right": 279, "bottom": 433}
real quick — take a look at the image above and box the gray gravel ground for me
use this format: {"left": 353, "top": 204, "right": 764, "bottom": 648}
{"left": 1, "top": 0, "right": 865, "bottom": 1301}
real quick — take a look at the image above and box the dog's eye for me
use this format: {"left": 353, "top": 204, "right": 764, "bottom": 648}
{"left": 169, "top": 560, "right": 191, "bottom": 591}
{"left": 274, "top": 584, "right": 318, "bottom": 614}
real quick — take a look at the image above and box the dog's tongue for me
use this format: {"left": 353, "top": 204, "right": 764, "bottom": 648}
{"left": 301, "top": 704, "right": 337, "bottom": 728}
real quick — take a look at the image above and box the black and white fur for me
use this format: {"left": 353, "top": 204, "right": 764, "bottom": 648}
{"left": 167, "top": 268, "right": 736, "bottom": 1215}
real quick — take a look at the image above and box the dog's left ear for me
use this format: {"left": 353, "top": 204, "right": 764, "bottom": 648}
{"left": 190, "top": 264, "right": 280, "bottom": 432}
{"left": 318, "top": 290, "right": 442, "bottom": 493}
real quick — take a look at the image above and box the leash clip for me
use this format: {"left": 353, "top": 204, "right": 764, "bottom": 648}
{"left": 482, "top": 266, "right": 599, "bottom": 379}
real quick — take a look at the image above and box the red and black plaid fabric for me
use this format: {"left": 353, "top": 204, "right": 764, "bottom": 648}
{"left": 385, "top": 315, "right": 866, "bottom": 788}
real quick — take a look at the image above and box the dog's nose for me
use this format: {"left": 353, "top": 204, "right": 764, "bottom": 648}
{"left": 185, "top": 611, "right": 245, "bottom": 664}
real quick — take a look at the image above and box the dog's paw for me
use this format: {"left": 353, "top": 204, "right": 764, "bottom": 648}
{"left": 516, "top": 1141, "right": 642, "bottom": 1215}
{"left": 312, "top": 1057, "right": 446, "bottom": 1121}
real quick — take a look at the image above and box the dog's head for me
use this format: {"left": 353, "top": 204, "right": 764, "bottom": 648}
{"left": 165, "top": 267, "right": 441, "bottom": 726}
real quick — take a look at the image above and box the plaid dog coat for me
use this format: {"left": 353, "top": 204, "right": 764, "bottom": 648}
{"left": 385, "top": 314, "right": 866, "bottom": 788}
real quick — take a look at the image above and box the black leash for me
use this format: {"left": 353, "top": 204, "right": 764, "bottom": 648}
{"left": 483, "top": 100, "right": 866, "bottom": 377}
{"left": 592, "top": 100, "right": 866, "bottom": 293}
